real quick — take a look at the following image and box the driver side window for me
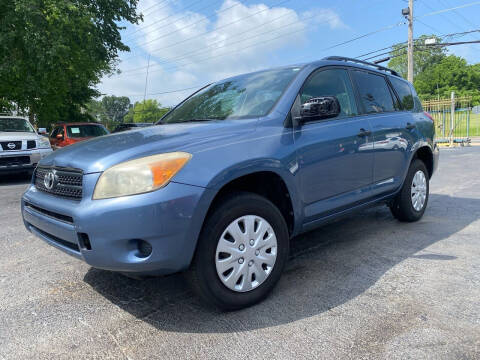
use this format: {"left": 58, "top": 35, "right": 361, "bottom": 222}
{"left": 300, "top": 68, "right": 358, "bottom": 118}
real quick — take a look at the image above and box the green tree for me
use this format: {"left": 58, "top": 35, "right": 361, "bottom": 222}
{"left": 0, "top": 0, "right": 142, "bottom": 127}
{"left": 101, "top": 96, "right": 131, "bottom": 123}
{"left": 124, "top": 100, "right": 170, "bottom": 123}
{"left": 413, "top": 55, "right": 480, "bottom": 104}
{"left": 388, "top": 35, "right": 446, "bottom": 79}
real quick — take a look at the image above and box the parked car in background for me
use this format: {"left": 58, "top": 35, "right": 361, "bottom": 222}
{"left": 22, "top": 57, "right": 438, "bottom": 310}
{"left": 49, "top": 123, "right": 109, "bottom": 149}
{"left": 112, "top": 123, "right": 153, "bottom": 133}
{"left": 0, "top": 116, "right": 52, "bottom": 174}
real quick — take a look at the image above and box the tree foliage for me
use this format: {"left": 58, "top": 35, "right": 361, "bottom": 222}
{"left": 414, "top": 55, "right": 480, "bottom": 104}
{"left": 85, "top": 95, "right": 131, "bottom": 129}
{"left": 388, "top": 35, "right": 480, "bottom": 104}
{"left": 124, "top": 100, "right": 170, "bottom": 123}
{"left": 388, "top": 35, "right": 446, "bottom": 79}
{"left": 0, "top": 0, "right": 141, "bottom": 127}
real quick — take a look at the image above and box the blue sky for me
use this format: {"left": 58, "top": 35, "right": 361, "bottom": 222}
{"left": 98, "top": 0, "right": 480, "bottom": 106}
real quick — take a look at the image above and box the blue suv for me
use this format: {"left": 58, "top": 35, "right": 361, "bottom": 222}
{"left": 22, "top": 57, "right": 439, "bottom": 310}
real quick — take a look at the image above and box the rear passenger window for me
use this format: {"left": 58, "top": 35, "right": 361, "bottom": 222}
{"left": 352, "top": 71, "right": 395, "bottom": 113}
{"left": 300, "top": 68, "right": 358, "bottom": 117}
{"left": 410, "top": 85, "right": 423, "bottom": 112}
{"left": 389, "top": 77, "right": 414, "bottom": 111}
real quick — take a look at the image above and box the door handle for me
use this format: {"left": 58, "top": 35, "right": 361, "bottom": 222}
{"left": 357, "top": 128, "right": 371, "bottom": 137}
{"left": 406, "top": 122, "right": 416, "bottom": 130}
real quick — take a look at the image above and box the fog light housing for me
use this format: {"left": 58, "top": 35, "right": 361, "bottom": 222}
{"left": 136, "top": 239, "right": 152, "bottom": 258}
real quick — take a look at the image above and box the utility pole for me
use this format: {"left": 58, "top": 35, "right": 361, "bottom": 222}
{"left": 407, "top": 0, "right": 414, "bottom": 83}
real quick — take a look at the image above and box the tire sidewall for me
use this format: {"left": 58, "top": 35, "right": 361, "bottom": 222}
{"left": 194, "top": 193, "right": 289, "bottom": 310}
{"left": 400, "top": 160, "right": 430, "bottom": 220}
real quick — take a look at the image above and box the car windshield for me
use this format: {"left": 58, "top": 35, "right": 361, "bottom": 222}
{"left": 0, "top": 118, "right": 35, "bottom": 132}
{"left": 160, "top": 66, "right": 302, "bottom": 124}
{"left": 67, "top": 125, "right": 109, "bottom": 138}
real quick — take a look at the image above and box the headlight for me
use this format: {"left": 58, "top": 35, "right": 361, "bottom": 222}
{"left": 37, "top": 137, "right": 51, "bottom": 149}
{"left": 93, "top": 152, "right": 192, "bottom": 200}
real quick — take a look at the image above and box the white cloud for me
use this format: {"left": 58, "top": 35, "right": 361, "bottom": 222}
{"left": 98, "top": 0, "right": 345, "bottom": 106}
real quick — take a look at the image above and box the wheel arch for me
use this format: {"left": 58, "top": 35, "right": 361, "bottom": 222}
{"left": 412, "top": 145, "right": 434, "bottom": 178}
{"left": 204, "top": 170, "right": 298, "bottom": 237}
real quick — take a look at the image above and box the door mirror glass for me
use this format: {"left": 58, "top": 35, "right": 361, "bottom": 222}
{"left": 299, "top": 96, "right": 341, "bottom": 123}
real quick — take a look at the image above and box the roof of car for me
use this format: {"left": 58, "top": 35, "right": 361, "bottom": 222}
{"left": 0, "top": 115, "right": 28, "bottom": 120}
{"left": 54, "top": 122, "right": 104, "bottom": 126}
{"left": 215, "top": 56, "right": 406, "bottom": 87}
{"left": 117, "top": 123, "right": 152, "bottom": 126}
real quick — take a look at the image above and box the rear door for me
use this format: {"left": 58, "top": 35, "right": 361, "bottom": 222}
{"left": 351, "top": 70, "right": 412, "bottom": 195}
{"left": 293, "top": 67, "right": 375, "bottom": 222}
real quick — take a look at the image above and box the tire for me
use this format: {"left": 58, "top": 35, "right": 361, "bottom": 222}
{"left": 390, "top": 159, "right": 429, "bottom": 222}
{"left": 189, "top": 192, "right": 290, "bottom": 311}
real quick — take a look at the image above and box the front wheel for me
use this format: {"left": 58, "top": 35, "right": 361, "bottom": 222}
{"left": 189, "top": 192, "right": 289, "bottom": 311}
{"left": 390, "top": 159, "right": 429, "bottom": 222}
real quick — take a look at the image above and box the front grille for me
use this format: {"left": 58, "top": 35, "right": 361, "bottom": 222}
{"left": 0, "top": 156, "right": 30, "bottom": 166}
{"left": 35, "top": 166, "right": 83, "bottom": 199}
{"left": 27, "top": 140, "right": 36, "bottom": 149}
{"left": 1, "top": 141, "right": 22, "bottom": 150}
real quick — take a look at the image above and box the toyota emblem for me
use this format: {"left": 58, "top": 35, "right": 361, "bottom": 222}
{"left": 7, "top": 142, "right": 16, "bottom": 150}
{"left": 44, "top": 170, "right": 57, "bottom": 190}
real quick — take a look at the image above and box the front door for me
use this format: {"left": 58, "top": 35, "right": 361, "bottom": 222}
{"left": 293, "top": 67, "right": 375, "bottom": 222}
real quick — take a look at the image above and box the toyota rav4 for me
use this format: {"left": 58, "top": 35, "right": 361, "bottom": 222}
{"left": 21, "top": 57, "right": 439, "bottom": 310}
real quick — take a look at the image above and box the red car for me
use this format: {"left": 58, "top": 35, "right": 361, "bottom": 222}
{"left": 49, "top": 123, "right": 109, "bottom": 149}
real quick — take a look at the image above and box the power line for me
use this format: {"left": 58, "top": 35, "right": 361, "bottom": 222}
{"left": 373, "top": 40, "right": 480, "bottom": 64}
{"left": 416, "top": 1, "right": 480, "bottom": 20}
{"left": 358, "top": 29, "right": 480, "bottom": 61}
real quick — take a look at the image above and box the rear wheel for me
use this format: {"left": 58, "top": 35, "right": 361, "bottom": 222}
{"left": 190, "top": 192, "right": 289, "bottom": 311}
{"left": 390, "top": 159, "right": 429, "bottom": 222}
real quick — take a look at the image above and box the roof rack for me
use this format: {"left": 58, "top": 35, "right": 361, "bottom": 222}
{"left": 323, "top": 56, "right": 400, "bottom": 77}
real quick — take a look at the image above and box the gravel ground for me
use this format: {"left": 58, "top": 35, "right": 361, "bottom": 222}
{"left": 1, "top": 147, "right": 479, "bottom": 359}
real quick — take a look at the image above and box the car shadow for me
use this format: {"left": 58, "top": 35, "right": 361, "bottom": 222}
{"left": 0, "top": 172, "right": 32, "bottom": 186}
{"left": 83, "top": 193, "right": 480, "bottom": 333}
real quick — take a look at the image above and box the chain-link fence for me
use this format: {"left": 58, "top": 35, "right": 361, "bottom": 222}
{"left": 422, "top": 95, "right": 479, "bottom": 145}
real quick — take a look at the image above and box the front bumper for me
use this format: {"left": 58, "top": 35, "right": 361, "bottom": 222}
{"left": 0, "top": 148, "right": 52, "bottom": 173}
{"left": 22, "top": 174, "right": 214, "bottom": 276}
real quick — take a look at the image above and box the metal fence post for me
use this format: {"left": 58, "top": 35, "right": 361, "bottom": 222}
{"left": 467, "top": 108, "right": 470, "bottom": 140}
{"left": 442, "top": 110, "right": 446, "bottom": 138}
{"left": 450, "top": 91, "right": 455, "bottom": 146}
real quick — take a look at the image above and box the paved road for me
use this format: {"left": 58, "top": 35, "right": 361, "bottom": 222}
{"left": 1, "top": 147, "right": 480, "bottom": 359}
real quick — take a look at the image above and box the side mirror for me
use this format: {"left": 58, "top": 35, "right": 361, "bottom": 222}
{"left": 56, "top": 133, "right": 64, "bottom": 140}
{"left": 38, "top": 128, "right": 47, "bottom": 135}
{"left": 298, "top": 96, "right": 341, "bottom": 123}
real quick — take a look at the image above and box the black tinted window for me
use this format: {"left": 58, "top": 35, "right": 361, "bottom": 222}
{"left": 300, "top": 68, "right": 358, "bottom": 117}
{"left": 67, "top": 125, "right": 108, "bottom": 138}
{"left": 353, "top": 71, "right": 395, "bottom": 113}
{"left": 410, "top": 84, "right": 423, "bottom": 112}
{"left": 50, "top": 126, "right": 61, "bottom": 138}
{"left": 390, "top": 77, "right": 414, "bottom": 111}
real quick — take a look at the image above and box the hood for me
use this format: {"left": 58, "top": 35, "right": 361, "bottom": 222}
{"left": 39, "top": 119, "right": 258, "bottom": 173}
{"left": 0, "top": 132, "right": 40, "bottom": 141}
